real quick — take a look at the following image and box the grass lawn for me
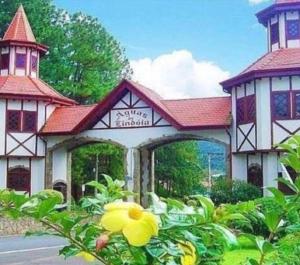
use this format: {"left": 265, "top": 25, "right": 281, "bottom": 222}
{"left": 222, "top": 249, "right": 260, "bottom": 265}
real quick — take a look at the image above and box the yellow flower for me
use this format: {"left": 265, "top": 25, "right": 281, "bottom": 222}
{"left": 100, "top": 202, "right": 158, "bottom": 247}
{"left": 178, "top": 241, "right": 197, "bottom": 265}
{"left": 76, "top": 251, "right": 95, "bottom": 262}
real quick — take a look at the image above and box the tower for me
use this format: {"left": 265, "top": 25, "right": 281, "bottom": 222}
{"left": 221, "top": 0, "right": 300, "bottom": 194}
{"left": 0, "top": 5, "right": 74, "bottom": 195}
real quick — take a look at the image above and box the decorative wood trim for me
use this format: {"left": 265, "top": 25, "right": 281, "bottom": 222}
{"left": 237, "top": 123, "right": 256, "bottom": 151}
{"left": 7, "top": 133, "right": 36, "bottom": 156}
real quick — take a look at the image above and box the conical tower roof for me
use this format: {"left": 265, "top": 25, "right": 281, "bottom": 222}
{"left": 3, "top": 5, "right": 36, "bottom": 42}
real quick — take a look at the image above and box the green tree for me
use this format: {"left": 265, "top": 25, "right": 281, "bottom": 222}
{"left": 71, "top": 144, "right": 125, "bottom": 187}
{"left": 155, "top": 141, "right": 203, "bottom": 197}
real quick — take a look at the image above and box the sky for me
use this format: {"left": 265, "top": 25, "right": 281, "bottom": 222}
{"left": 53, "top": 0, "right": 273, "bottom": 99}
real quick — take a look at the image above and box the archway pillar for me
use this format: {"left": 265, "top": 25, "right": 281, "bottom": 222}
{"left": 66, "top": 152, "right": 72, "bottom": 208}
{"left": 45, "top": 150, "right": 53, "bottom": 189}
{"left": 140, "top": 148, "right": 155, "bottom": 207}
{"left": 125, "top": 148, "right": 141, "bottom": 203}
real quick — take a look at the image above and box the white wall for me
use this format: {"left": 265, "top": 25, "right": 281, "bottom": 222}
{"left": 52, "top": 147, "right": 68, "bottom": 183}
{"left": 232, "top": 154, "right": 247, "bottom": 181}
{"left": 0, "top": 159, "right": 7, "bottom": 189}
{"left": 31, "top": 159, "right": 45, "bottom": 194}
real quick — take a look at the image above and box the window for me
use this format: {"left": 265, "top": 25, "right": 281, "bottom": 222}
{"left": 23, "top": 111, "right": 37, "bottom": 132}
{"left": 6, "top": 110, "right": 37, "bottom": 133}
{"left": 236, "top": 95, "right": 256, "bottom": 124}
{"left": 31, "top": 55, "right": 37, "bottom": 72}
{"left": 7, "top": 111, "right": 21, "bottom": 132}
{"left": 293, "top": 92, "right": 300, "bottom": 118}
{"left": 16, "top": 53, "right": 26, "bottom": 69}
{"left": 271, "top": 22, "right": 279, "bottom": 44}
{"left": 7, "top": 167, "right": 30, "bottom": 194}
{"left": 286, "top": 20, "right": 300, "bottom": 40}
{"left": 0, "top": 53, "right": 9, "bottom": 70}
{"left": 272, "top": 92, "right": 290, "bottom": 119}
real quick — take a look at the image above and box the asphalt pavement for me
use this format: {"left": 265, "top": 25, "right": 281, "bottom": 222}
{"left": 0, "top": 235, "right": 95, "bottom": 265}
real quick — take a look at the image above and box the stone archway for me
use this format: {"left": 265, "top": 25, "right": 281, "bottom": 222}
{"left": 45, "top": 136, "right": 128, "bottom": 204}
{"left": 137, "top": 134, "right": 230, "bottom": 206}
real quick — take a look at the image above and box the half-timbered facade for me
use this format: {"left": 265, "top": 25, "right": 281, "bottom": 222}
{"left": 2, "top": 1, "right": 300, "bottom": 203}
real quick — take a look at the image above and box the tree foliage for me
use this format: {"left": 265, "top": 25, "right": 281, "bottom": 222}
{"left": 155, "top": 141, "right": 203, "bottom": 197}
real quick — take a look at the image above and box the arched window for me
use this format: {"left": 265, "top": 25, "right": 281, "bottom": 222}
{"left": 53, "top": 182, "right": 67, "bottom": 202}
{"left": 247, "top": 163, "right": 263, "bottom": 190}
{"left": 7, "top": 167, "right": 31, "bottom": 194}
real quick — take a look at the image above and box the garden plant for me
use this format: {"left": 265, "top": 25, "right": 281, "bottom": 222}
{"left": 1, "top": 136, "right": 300, "bottom": 264}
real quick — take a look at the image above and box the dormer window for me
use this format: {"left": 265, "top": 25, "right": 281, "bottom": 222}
{"left": 16, "top": 53, "right": 26, "bottom": 69}
{"left": 271, "top": 22, "right": 279, "bottom": 44}
{"left": 0, "top": 53, "right": 9, "bottom": 70}
{"left": 286, "top": 20, "right": 300, "bottom": 40}
{"left": 31, "top": 55, "right": 37, "bottom": 72}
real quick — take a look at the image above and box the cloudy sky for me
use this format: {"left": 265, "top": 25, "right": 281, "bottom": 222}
{"left": 54, "top": 0, "right": 274, "bottom": 99}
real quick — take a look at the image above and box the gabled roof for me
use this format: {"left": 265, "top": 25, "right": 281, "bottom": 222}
{"left": 0, "top": 76, "right": 76, "bottom": 105}
{"left": 41, "top": 105, "right": 96, "bottom": 134}
{"left": 221, "top": 48, "right": 300, "bottom": 91}
{"left": 40, "top": 79, "right": 232, "bottom": 135}
{"left": 162, "top": 97, "right": 232, "bottom": 129}
{"left": 3, "top": 5, "right": 36, "bottom": 42}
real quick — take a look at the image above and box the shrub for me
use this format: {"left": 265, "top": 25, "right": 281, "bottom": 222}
{"left": 210, "top": 178, "right": 262, "bottom": 205}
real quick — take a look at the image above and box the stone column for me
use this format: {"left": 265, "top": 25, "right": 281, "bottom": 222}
{"left": 66, "top": 152, "right": 72, "bottom": 208}
{"left": 125, "top": 148, "right": 141, "bottom": 203}
{"left": 140, "top": 148, "right": 155, "bottom": 207}
{"left": 45, "top": 150, "right": 53, "bottom": 189}
{"left": 225, "top": 144, "right": 232, "bottom": 178}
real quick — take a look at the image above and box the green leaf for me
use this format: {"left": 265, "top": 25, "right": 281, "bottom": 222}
{"left": 193, "top": 195, "right": 215, "bottom": 220}
{"left": 210, "top": 224, "right": 237, "bottom": 247}
{"left": 38, "top": 198, "right": 58, "bottom": 218}
{"left": 267, "top": 187, "right": 286, "bottom": 206}
{"left": 86, "top": 181, "right": 106, "bottom": 193}
{"left": 264, "top": 211, "right": 282, "bottom": 233}
{"left": 130, "top": 246, "right": 148, "bottom": 264}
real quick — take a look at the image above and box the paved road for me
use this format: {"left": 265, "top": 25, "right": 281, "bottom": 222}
{"left": 0, "top": 235, "right": 94, "bottom": 265}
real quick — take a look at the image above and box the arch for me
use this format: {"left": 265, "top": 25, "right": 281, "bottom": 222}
{"left": 247, "top": 163, "right": 263, "bottom": 190}
{"left": 7, "top": 167, "right": 31, "bottom": 194}
{"left": 48, "top": 136, "right": 127, "bottom": 152}
{"left": 138, "top": 133, "right": 229, "bottom": 150}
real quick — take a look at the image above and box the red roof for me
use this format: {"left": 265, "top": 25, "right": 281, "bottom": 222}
{"left": 0, "top": 76, "right": 75, "bottom": 105}
{"left": 41, "top": 79, "right": 232, "bottom": 135}
{"left": 162, "top": 97, "right": 232, "bottom": 128}
{"left": 221, "top": 48, "right": 300, "bottom": 90}
{"left": 42, "top": 105, "right": 96, "bottom": 134}
{"left": 3, "top": 5, "right": 36, "bottom": 42}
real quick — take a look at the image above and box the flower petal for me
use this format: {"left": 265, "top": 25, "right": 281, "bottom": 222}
{"left": 181, "top": 255, "right": 196, "bottom": 265}
{"left": 123, "top": 220, "right": 153, "bottom": 246}
{"left": 104, "top": 202, "right": 143, "bottom": 211}
{"left": 101, "top": 209, "right": 129, "bottom": 232}
{"left": 77, "top": 252, "right": 95, "bottom": 262}
{"left": 142, "top": 212, "right": 159, "bottom": 236}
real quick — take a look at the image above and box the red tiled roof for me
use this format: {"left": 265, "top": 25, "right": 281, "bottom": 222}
{"left": 42, "top": 105, "right": 96, "bottom": 134}
{"left": 3, "top": 5, "right": 36, "bottom": 42}
{"left": 0, "top": 76, "right": 75, "bottom": 105}
{"left": 221, "top": 48, "right": 300, "bottom": 90}
{"left": 41, "top": 79, "right": 232, "bottom": 135}
{"left": 162, "top": 97, "right": 232, "bottom": 128}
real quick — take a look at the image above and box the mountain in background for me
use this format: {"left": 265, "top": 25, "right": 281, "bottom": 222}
{"left": 198, "top": 141, "right": 226, "bottom": 174}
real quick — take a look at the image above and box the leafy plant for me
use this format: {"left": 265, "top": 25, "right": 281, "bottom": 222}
{"left": 0, "top": 175, "right": 241, "bottom": 265}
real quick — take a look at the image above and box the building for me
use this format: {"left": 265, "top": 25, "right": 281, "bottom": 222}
{"left": 0, "top": 1, "right": 299, "bottom": 203}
